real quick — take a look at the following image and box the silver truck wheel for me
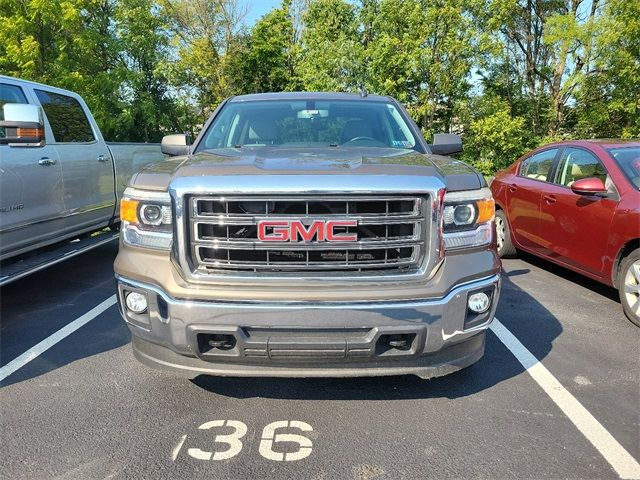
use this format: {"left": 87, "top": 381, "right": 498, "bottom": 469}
{"left": 619, "top": 249, "right": 640, "bottom": 327}
{"left": 495, "top": 210, "right": 516, "bottom": 258}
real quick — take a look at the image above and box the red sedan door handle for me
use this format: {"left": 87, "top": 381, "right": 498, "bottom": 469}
{"left": 508, "top": 183, "right": 518, "bottom": 193}
{"left": 543, "top": 194, "right": 557, "bottom": 204}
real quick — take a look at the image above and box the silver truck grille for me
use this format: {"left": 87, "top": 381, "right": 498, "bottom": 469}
{"left": 187, "top": 196, "right": 427, "bottom": 274}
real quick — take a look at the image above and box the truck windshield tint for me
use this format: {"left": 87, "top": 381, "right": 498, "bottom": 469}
{"left": 199, "top": 100, "right": 418, "bottom": 151}
{"left": 608, "top": 146, "right": 640, "bottom": 189}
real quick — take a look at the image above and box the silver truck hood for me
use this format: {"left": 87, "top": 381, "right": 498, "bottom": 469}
{"left": 130, "top": 147, "right": 483, "bottom": 192}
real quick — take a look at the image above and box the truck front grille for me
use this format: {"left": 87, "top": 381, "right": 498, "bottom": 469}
{"left": 187, "top": 196, "right": 428, "bottom": 274}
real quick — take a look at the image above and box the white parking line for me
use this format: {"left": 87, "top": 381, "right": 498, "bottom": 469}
{"left": 172, "top": 434, "right": 187, "bottom": 461}
{"left": 2, "top": 296, "right": 638, "bottom": 478}
{"left": 491, "top": 318, "right": 640, "bottom": 480}
{"left": 0, "top": 295, "right": 117, "bottom": 383}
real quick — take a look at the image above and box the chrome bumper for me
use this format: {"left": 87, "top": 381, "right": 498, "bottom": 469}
{"left": 115, "top": 274, "right": 500, "bottom": 379}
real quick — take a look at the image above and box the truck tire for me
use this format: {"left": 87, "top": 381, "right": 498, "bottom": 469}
{"left": 618, "top": 248, "right": 640, "bottom": 327}
{"left": 495, "top": 209, "right": 517, "bottom": 258}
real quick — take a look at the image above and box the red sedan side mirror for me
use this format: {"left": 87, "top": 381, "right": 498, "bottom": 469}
{"left": 570, "top": 177, "right": 608, "bottom": 196}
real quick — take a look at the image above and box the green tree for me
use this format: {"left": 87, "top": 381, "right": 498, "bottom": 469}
{"left": 297, "top": 0, "right": 363, "bottom": 91}
{"left": 225, "top": 1, "right": 297, "bottom": 93}
{"left": 0, "top": 0, "right": 184, "bottom": 141}
{"left": 573, "top": 0, "right": 640, "bottom": 138}
{"left": 159, "top": 0, "right": 247, "bottom": 112}
{"left": 112, "top": 0, "right": 179, "bottom": 141}
{"left": 0, "top": 0, "right": 125, "bottom": 138}
{"left": 365, "top": 0, "right": 477, "bottom": 138}
{"left": 463, "top": 101, "right": 531, "bottom": 174}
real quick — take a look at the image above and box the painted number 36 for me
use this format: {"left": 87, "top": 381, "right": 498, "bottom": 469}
{"left": 187, "top": 420, "right": 313, "bottom": 462}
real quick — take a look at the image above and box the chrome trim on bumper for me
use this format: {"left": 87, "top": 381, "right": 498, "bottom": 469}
{"left": 116, "top": 273, "right": 501, "bottom": 357}
{"left": 116, "top": 272, "right": 500, "bottom": 378}
{"left": 116, "top": 273, "right": 499, "bottom": 309}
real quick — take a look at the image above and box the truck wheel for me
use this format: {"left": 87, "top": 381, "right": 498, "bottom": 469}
{"left": 618, "top": 248, "right": 640, "bottom": 327}
{"left": 495, "top": 210, "right": 517, "bottom": 258}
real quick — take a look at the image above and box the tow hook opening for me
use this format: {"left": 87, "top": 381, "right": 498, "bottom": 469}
{"left": 376, "top": 333, "right": 416, "bottom": 356}
{"left": 198, "top": 333, "right": 237, "bottom": 354}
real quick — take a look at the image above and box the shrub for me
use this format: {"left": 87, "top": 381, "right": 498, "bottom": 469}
{"left": 463, "top": 108, "right": 532, "bottom": 175}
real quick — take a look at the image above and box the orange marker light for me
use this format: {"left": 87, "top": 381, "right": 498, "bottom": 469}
{"left": 476, "top": 198, "right": 495, "bottom": 224}
{"left": 16, "top": 127, "right": 44, "bottom": 138}
{"left": 120, "top": 198, "right": 139, "bottom": 223}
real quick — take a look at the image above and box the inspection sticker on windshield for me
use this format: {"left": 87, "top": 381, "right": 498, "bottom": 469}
{"left": 392, "top": 140, "right": 412, "bottom": 148}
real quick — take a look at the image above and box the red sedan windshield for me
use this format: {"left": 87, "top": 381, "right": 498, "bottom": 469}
{"left": 608, "top": 146, "right": 640, "bottom": 189}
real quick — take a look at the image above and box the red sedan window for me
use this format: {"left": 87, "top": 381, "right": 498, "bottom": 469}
{"left": 519, "top": 149, "right": 557, "bottom": 181}
{"left": 555, "top": 148, "right": 607, "bottom": 187}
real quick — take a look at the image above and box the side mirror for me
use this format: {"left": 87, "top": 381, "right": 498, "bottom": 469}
{"left": 570, "top": 177, "right": 608, "bottom": 196}
{"left": 0, "top": 103, "right": 45, "bottom": 146}
{"left": 430, "top": 133, "right": 462, "bottom": 156}
{"left": 161, "top": 134, "right": 191, "bottom": 156}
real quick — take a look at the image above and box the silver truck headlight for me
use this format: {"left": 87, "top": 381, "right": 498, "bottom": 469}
{"left": 442, "top": 188, "right": 494, "bottom": 250}
{"left": 120, "top": 188, "right": 172, "bottom": 250}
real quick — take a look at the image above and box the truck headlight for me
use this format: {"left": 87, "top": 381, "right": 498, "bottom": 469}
{"left": 120, "top": 188, "right": 172, "bottom": 250}
{"left": 442, "top": 188, "right": 494, "bottom": 250}
{"left": 139, "top": 204, "right": 172, "bottom": 226}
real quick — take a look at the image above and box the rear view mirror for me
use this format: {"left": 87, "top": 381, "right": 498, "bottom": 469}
{"left": 570, "top": 177, "right": 608, "bottom": 196}
{"left": 161, "top": 134, "right": 191, "bottom": 156}
{"left": 0, "top": 103, "right": 45, "bottom": 146}
{"left": 430, "top": 133, "right": 462, "bottom": 155}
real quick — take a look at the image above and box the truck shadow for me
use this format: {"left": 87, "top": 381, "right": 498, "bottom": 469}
{"left": 3, "top": 251, "right": 612, "bottom": 395}
{"left": 191, "top": 268, "right": 563, "bottom": 400}
{"left": 0, "top": 243, "right": 129, "bottom": 388}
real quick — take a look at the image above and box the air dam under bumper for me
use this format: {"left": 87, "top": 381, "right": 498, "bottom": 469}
{"left": 116, "top": 275, "right": 500, "bottom": 379}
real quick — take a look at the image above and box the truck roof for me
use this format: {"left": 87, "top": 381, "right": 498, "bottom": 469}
{"left": 228, "top": 92, "right": 393, "bottom": 103}
{"left": 0, "top": 75, "right": 80, "bottom": 98}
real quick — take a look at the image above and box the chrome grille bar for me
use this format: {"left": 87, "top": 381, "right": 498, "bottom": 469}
{"left": 187, "top": 195, "right": 428, "bottom": 274}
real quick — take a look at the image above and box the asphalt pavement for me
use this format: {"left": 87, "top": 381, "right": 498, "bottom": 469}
{"left": 1, "top": 241, "right": 638, "bottom": 479}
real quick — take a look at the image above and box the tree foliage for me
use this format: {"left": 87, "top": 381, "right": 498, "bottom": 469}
{"left": 297, "top": 0, "right": 363, "bottom": 91}
{"left": 464, "top": 103, "right": 530, "bottom": 175}
{"left": 1, "top": 0, "right": 637, "bottom": 172}
{"left": 226, "top": 2, "right": 296, "bottom": 93}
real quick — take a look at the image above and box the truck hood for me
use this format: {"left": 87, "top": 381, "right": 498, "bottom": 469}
{"left": 130, "top": 147, "right": 484, "bottom": 192}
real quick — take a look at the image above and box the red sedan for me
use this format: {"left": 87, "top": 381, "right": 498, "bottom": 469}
{"left": 491, "top": 140, "right": 640, "bottom": 326}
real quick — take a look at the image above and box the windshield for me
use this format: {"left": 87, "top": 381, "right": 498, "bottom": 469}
{"left": 607, "top": 146, "right": 640, "bottom": 189}
{"left": 198, "top": 99, "right": 419, "bottom": 151}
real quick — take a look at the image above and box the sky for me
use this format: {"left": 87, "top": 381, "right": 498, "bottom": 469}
{"left": 243, "top": 0, "right": 597, "bottom": 27}
{"left": 243, "top": 1, "right": 282, "bottom": 26}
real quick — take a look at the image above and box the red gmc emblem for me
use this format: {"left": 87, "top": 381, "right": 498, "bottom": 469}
{"left": 257, "top": 220, "right": 358, "bottom": 242}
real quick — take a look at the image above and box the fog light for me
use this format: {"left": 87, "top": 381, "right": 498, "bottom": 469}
{"left": 468, "top": 292, "right": 490, "bottom": 313}
{"left": 125, "top": 291, "right": 148, "bottom": 314}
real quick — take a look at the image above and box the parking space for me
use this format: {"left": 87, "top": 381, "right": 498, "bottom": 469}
{"left": 1, "top": 242, "right": 638, "bottom": 479}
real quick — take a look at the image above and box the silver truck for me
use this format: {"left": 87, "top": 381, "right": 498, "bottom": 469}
{"left": 114, "top": 92, "right": 501, "bottom": 379}
{"left": 0, "top": 76, "right": 165, "bottom": 282}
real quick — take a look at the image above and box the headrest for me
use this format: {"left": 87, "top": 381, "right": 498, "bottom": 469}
{"left": 571, "top": 163, "right": 584, "bottom": 178}
{"left": 248, "top": 118, "right": 279, "bottom": 142}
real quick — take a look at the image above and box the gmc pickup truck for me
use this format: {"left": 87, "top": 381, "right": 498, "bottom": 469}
{"left": 114, "top": 92, "right": 501, "bottom": 379}
{"left": 0, "top": 76, "right": 164, "bottom": 283}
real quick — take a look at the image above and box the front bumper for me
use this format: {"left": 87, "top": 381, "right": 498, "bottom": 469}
{"left": 115, "top": 274, "right": 500, "bottom": 379}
